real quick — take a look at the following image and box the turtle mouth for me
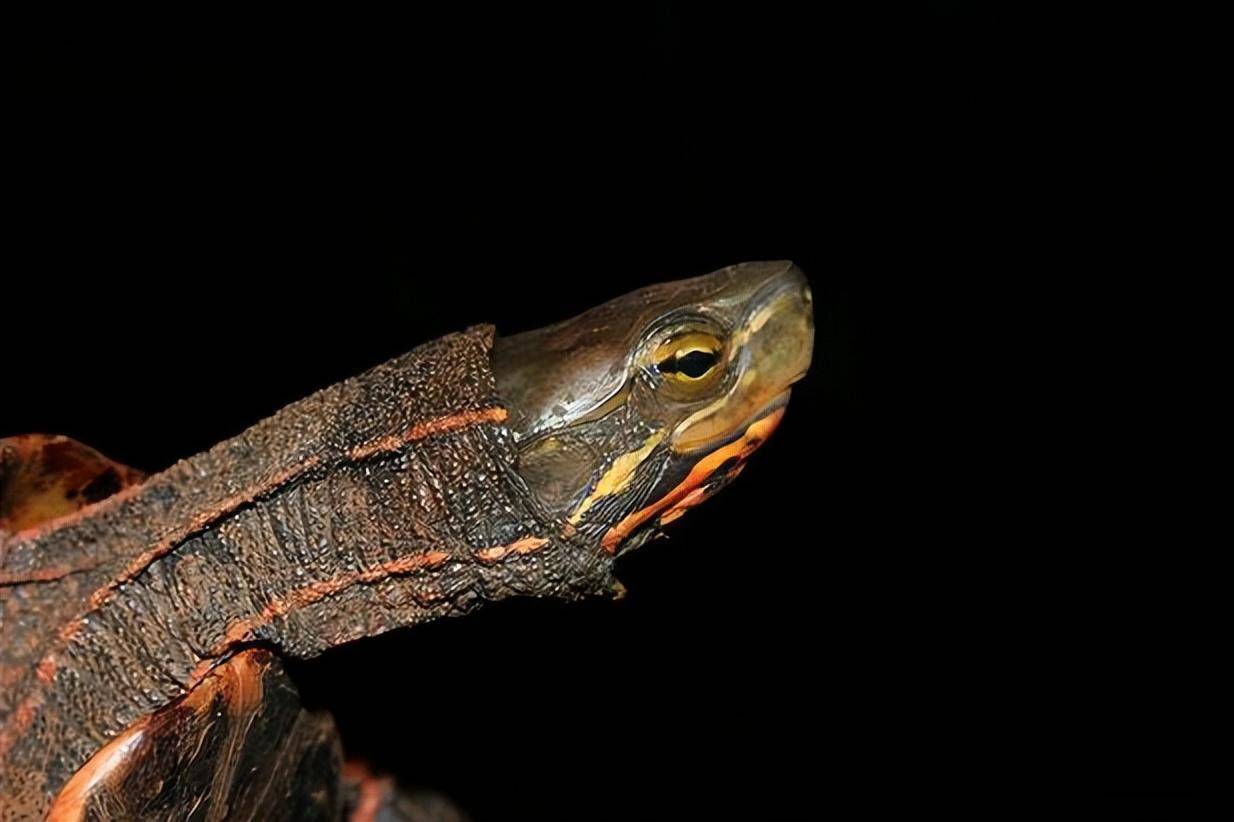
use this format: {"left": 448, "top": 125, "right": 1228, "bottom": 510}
{"left": 673, "top": 388, "right": 791, "bottom": 458}
{"left": 661, "top": 396, "right": 789, "bottom": 515}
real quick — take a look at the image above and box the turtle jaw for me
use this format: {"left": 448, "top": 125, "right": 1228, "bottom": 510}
{"left": 657, "top": 389, "right": 793, "bottom": 524}
{"left": 599, "top": 404, "right": 787, "bottom": 555}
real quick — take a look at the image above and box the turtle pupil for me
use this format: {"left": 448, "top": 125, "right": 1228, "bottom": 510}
{"left": 672, "top": 349, "right": 717, "bottom": 379}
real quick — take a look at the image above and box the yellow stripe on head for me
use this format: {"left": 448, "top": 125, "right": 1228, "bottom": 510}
{"left": 568, "top": 430, "right": 664, "bottom": 525}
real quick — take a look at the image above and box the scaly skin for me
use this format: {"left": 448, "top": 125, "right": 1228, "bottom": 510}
{"left": 0, "top": 327, "right": 612, "bottom": 817}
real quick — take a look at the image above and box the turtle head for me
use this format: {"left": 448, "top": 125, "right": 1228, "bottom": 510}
{"left": 492, "top": 261, "right": 813, "bottom": 556}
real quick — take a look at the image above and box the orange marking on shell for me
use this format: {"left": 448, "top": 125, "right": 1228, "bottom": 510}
{"left": 7, "top": 482, "right": 147, "bottom": 546}
{"left": 45, "top": 718, "right": 148, "bottom": 822}
{"left": 601, "top": 408, "right": 785, "bottom": 553}
{"left": 1, "top": 434, "right": 147, "bottom": 544}
{"left": 476, "top": 536, "right": 550, "bottom": 562}
{"left": 221, "top": 649, "right": 266, "bottom": 718}
{"left": 45, "top": 649, "right": 272, "bottom": 821}
{"left": 0, "top": 483, "right": 148, "bottom": 585}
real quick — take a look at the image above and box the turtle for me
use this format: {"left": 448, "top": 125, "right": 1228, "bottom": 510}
{"left": 0, "top": 260, "right": 814, "bottom": 820}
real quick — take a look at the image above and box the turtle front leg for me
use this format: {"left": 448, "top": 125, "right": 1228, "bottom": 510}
{"left": 46, "top": 649, "right": 343, "bottom": 822}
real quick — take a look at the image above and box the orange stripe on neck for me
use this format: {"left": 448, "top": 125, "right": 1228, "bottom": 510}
{"left": 476, "top": 536, "right": 549, "bottom": 562}
{"left": 193, "top": 531, "right": 547, "bottom": 683}
{"left": 200, "top": 549, "right": 453, "bottom": 664}
{"left": 347, "top": 406, "right": 508, "bottom": 460}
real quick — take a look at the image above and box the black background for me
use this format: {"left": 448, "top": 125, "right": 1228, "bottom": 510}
{"left": 5, "top": 3, "right": 1198, "bottom": 818}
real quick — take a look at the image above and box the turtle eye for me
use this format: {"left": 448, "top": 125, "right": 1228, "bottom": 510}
{"left": 665, "top": 348, "right": 718, "bottom": 379}
{"left": 653, "top": 331, "right": 724, "bottom": 387}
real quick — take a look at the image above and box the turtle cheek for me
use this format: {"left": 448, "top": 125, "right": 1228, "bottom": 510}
{"left": 516, "top": 434, "right": 602, "bottom": 516}
{"left": 599, "top": 407, "right": 782, "bottom": 554}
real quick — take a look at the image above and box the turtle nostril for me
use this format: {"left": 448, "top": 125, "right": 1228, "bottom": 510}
{"left": 801, "top": 284, "right": 813, "bottom": 310}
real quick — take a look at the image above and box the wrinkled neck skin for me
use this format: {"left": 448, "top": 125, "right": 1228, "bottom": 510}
{"left": 0, "top": 329, "right": 622, "bottom": 816}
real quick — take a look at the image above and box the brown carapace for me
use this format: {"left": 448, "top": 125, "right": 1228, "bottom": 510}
{"left": 0, "top": 436, "right": 146, "bottom": 543}
{"left": 0, "top": 261, "right": 813, "bottom": 820}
